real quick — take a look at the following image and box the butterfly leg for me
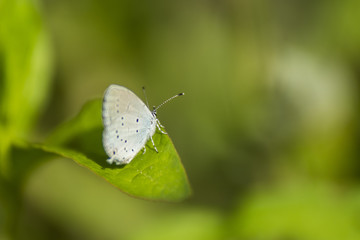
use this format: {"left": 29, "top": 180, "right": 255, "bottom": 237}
{"left": 156, "top": 119, "right": 167, "bottom": 134}
{"left": 142, "top": 146, "right": 146, "bottom": 154}
{"left": 159, "top": 122, "right": 165, "bottom": 129}
{"left": 150, "top": 136, "right": 158, "bottom": 153}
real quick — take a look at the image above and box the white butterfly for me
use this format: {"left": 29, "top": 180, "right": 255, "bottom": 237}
{"left": 102, "top": 84, "right": 184, "bottom": 165}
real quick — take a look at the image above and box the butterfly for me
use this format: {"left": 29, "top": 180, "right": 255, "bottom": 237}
{"left": 102, "top": 84, "right": 183, "bottom": 165}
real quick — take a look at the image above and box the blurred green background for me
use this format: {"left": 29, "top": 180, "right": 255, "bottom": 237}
{"left": 1, "top": 0, "right": 360, "bottom": 239}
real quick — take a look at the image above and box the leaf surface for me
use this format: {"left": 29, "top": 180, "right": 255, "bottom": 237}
{"left": 43, "top": 99, "right": 191, "bottom": 202}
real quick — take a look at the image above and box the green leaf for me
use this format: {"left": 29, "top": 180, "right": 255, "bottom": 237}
{"left": 43, "top": 99, "right": 191, "bottom": 202}
{"left": 0, "top": 0, "right": 53, "bottom": 176}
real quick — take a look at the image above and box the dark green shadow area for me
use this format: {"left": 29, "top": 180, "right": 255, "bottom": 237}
{"left": 10, "top": 143, "right": 55, "bottom": 189}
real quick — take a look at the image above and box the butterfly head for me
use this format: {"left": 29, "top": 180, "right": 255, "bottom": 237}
{"left": 152, "top": 106, "right": 158, "bottom": 118}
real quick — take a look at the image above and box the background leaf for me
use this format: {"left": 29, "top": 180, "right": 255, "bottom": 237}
{"left": 44, "top": 99, "right": 191, "bottom": 202}
{"left": 0, "top": 0, "right": 53, "bottom": 176}
{"left": 0, "top": 1, "right": 53, "bottom": 237}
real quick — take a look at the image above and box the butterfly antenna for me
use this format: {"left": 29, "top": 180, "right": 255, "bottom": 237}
{"left": 155, "top": 92, "right": 185, "bottom": 112}
{"left": 142, "top": 86, "right": 150, "bottom": 108}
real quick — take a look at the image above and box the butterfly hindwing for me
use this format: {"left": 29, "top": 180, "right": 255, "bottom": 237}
{"left": 102, "top": 85, "right": 156, "bottom": 164}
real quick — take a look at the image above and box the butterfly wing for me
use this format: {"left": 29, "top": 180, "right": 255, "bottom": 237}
{"left": 102, "top": 85, "right": 156, "bottom": 164}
